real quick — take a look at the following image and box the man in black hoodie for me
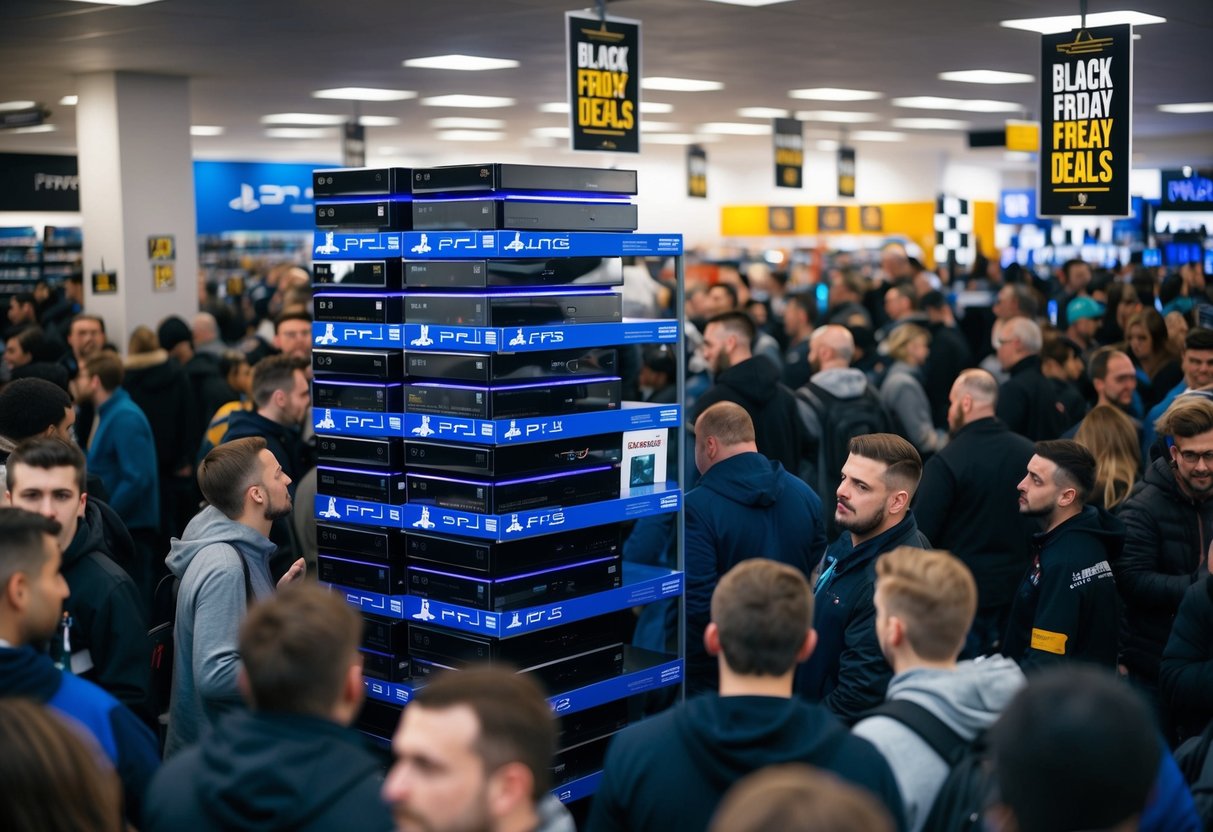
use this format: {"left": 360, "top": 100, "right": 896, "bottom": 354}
{"left": 1003, "top": 440, "right": 1123, "bottom": 670}
{"left": 144, "top": 583, "right": 392, "bottom": 832}
{"left": 588, "top": 559, "right": 904, "bottom": 832}
{"left": 5, "top": 437, "right": 151, "bottom": 723}
{"left": 689, "top": 310, "right": 807, "bottom": 477}
{"left": 995, "top": 316, "right": 1070, "bottom": 441}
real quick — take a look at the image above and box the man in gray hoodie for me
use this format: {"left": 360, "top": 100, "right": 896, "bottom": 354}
{"left": 852, "top": 547, "right": 1025, "bottom": 832}
{"left": 164, "top": 436, "right": 305, "bottom": 756}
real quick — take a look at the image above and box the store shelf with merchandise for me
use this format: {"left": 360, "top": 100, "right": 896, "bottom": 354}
{"left": 0, "top": 225, "right": 82, "bottom": 297}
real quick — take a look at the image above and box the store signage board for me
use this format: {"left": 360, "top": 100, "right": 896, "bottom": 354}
{"left": 999, "top": 189, "right": 1038, "bottom": 224}
{"left": 195, "top": 161, "right": 322, "bottom": 233}
{"left": 837, "top": 147, "right": 856, "bottom": 197}
{"left": 687, "top": 146, "right": 707, "bottom": 198}
{"left": 1160, "top": 169, "right": 1213, "bottom": 211}
{"left": 773, "top": 118, "right": 804, "bottom": 188}
{"left": 0, "top": 153, "right": 79, "bottom": 212}
{"left": 567, "top": 11, "right": 641, "bottom": 153}
{"left": 1006, "top": 120, "right": 1040, "bottom": 154}
{"left": 1039, "top": 23, "right": 1132, "bottom": 217}
{"left": 311, "top": 319, "right": 679, "bottom": 351}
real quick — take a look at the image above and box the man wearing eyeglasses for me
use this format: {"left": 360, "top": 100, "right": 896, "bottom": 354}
{"left": 1116, "top": 396, "right": 1213, "bottom": 726}
{"left": 1003, "top": 439, "right": 1123, "bottom": 672}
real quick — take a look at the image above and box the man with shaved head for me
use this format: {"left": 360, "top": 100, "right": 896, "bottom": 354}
{"left": 912, "top": 369, "right": 1036, "bottom": 655}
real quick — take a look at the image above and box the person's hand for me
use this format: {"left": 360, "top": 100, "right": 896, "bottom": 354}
{"left": 277, "top": 558, "right": 306, "bottom": 589}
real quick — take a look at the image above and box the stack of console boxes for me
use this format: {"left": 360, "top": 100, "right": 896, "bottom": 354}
{"left": 309, "top": 163, "right": 683, "bottom": 798}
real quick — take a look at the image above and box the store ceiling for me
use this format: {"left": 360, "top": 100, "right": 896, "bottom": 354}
{"left": 0, "top": 0, "right": 1209, "bottom": 168}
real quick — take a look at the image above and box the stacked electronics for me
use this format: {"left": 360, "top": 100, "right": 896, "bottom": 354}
{"left": 310, "top": 163, "right": 685, "bottom": 804}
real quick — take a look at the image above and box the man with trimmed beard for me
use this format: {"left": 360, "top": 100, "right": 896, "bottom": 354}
{"left": 1003, "top": 440, "right": 1122, "bottom": 671}
{"left": 799, "top": 433, "right": 929, "bottom": 723}
{"left": 164, "top": 437, "right": 305, "bottom": 755}
{"left": 912, "top": 369, "right": 1035, "bottom": 656}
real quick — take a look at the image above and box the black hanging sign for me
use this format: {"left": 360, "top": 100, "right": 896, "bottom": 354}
{"left": 773, "top": 118, "right": 803, "bottom": 188}
{"left": 837, "top": 147, "right": 856, "bottom": 197}
{"left": 687, "top": 145, "right": 707, "bottom": 198}
{"left": 567, "top": 11, "right": 641, "bottom": 153}
{"left": 343, "top": 122, "right": 366, "bottom": 168}
{"left": 0, "top": 153, "right": 80, "bottom": 212}
{"left": 1039, "top": 23, "right": 1132, "bottom": 216}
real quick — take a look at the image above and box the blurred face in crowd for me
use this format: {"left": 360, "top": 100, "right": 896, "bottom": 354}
{"left": 228, "top": 361, "right": 253, "bottom": 396}
{"left": 7, "top": 464, "right": 84, "bottom": 552}
{"left": 702, "top": 285, "right": 736, "bottom": 317}
{"left": 4, "top": 336, "right": 31, "bottom": 369}
{"left": 8, "top": 297, "right": 34, "bottom": 326}
{"left": 835, "top": 453, "right": 891, "bottom": 539}
{"left": 67, "top": 319, "right": 104, "bottom": 361}
{"left": 1117, "top": 289, "right": 1142, "bottom": 331}
{"left": 1070, "top": 315, "right": 1099, "bottom": 342}
{"left": 701, "top": 322, "right": 734, "bottom": 376}
{"left": 275, "top": 318, "right": 312, "bottom": 361}
{"left": 1125, "top": 322, "right": 1152, "bottom": 362}
{"left": 1170, "top": 430, "right": 1213, "bottom": 499}
{"left": 1183, "top": 348, "right": 1213, "bottom": 390}
{"left": 281, "top": 369, "right": 312, "bottom": 427}
{"left": 1098, "top": 353, "right": 1137, "bottom": 409}
{"left": 1065, "top": 262, "right": 1092, "bottom": 294}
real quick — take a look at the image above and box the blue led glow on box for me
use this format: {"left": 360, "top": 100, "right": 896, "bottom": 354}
{"left": 319, "top": 465, "right": 405, "bottom": 477}
{"left": 314, "top": 292, "right": 407, "bottom": 299}
{"left": 408, "top": 375, "right": 620, "bottom": 393}
{"left": 316, "top": 379, "right": 405, "bottom": 389}
{"left": 359, "top": 646, "right": 394, "bottom": 659}
{"left": 410, "top": 465, "right": 612, "bottom": 488}
{"left": 313, "top": 195, "right": 413, "bottom": 205}
{"left": 409, "top": 554, "right": 618, "bottom": 584}
{"left": 408, "top": 288, "right": 619, "bottom": 299}
{"left": 417, "top": 193, "right": 633, "bottom": 204}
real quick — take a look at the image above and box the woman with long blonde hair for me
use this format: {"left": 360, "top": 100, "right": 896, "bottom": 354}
{"left": 1075, "top": 404, "right": 1141, "bottom": 510}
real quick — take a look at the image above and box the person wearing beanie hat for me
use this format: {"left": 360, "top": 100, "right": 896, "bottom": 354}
{"left": 157, "top": 316, "right": 193, "bottom": 354}
{"left": 1065, "top": 296, "right": 1105, "bottom": 354}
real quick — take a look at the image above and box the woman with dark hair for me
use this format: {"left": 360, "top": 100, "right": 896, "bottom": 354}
{"left": 1098, "top": 281, "right": 1143, "bottom": 345}
{"left": 1126, "top": 309, "right": 1183, "bottom": 411}
{"left": 0, "top": 698, "right": 123, "bottom": 832}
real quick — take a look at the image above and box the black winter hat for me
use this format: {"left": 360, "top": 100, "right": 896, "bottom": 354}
{"left": 157, "top": 316, "right": 192, "bottom": 351}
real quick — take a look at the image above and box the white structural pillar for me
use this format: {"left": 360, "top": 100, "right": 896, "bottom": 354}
{"left": 76, "top": 72, "right": 197, "bottom": 348}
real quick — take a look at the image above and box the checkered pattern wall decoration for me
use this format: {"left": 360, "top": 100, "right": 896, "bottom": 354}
{"left": 934, "top": 195, "right": 974, "bottom": 266}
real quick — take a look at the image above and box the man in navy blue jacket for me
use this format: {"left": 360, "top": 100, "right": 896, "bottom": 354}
{"left": 800, "top": 433, "right": 929, "bottom": 723}
{"left": 685, "top": 402, "right": 826, "bottom": 693}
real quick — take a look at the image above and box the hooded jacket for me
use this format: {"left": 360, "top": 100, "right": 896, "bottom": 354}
{"left": 1115, "top": 455, "right": 1211, "bottom": 681}
{"left": 800, "top": 514, "right": 931, "bottom": 723}
{"left": 62, "top": 497, "right": 152, "bottom": 722}
{"left": 1160, "top": 575, "right": 1213, "bottom": 741}
{"left": 124, "top": 349, "right": 199, "bottom": 474}
{"left": 225, "top": 409, "right": 307, "bottom": 498}
{"left": 995, "top": 355, "right": 1070, "bottom": 441}
{"left": 88, "top": 386, "right": 160, "bottom": 531}
{"left": 684, "top": 452, "right": 827, "bottom": 693}
{"left": 145, "top": 710, "right": 393, "bottom": 832}
{"left": 0, "top": 645, "right": 160, "bottom": 825}
{"left": 852, "top": 657, "right": 1027, "bottom": 832}
{"left": 880, "top": 361, "right": 947, "bottom": 456}
{"left": 1003, "top": 505, "right": 1124, "bottom": 671}
{"left": 689, "top": 355, "right": 808, "bottom": 476}
{"left": 163, "top": 505, "right": 277, "bottom": 757}
{"left": 586, "top": 694, "right": 905, "bottom": 832}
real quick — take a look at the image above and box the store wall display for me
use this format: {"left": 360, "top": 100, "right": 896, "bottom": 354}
{"left": 566, "top": 12, "right": 641, "bottom": 153}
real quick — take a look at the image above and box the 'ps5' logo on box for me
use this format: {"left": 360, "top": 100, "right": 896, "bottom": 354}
{"left": 502, "top": 232, "right": 572, "bottom": 253}
{"left": 314, "top": 231, "right": 398, "bottom": 254}
{"left": 503, "top": 511, "right": 566, "bottom": 535}
{"left": 524, "top": 420, "right": 564, "bottom": 438}
{"left": 508, "top": 328, "right": 564, "bottom": 347}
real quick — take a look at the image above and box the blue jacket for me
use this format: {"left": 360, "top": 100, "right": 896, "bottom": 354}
{"left": 0, "top": 645, "right": 160, "bottom": 825}
{"left": 800, "top": 513, "right": 931, "bottom": 723}
{"left": 88, "top": 387, "right": 160, "bottom": 531}
{"left": 685, "top": 452, "right": 826, "bottom": 693}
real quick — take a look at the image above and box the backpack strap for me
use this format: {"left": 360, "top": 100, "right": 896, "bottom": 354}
{"left": 241, "top": 553, "right": 254, "bottom": 608}
{"left": 865, "top": 699, "right": 969, "bottom": 765}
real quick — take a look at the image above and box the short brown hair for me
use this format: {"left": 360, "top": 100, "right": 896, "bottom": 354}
{"left": 875, "top": 547, "right": 976, "bottom": 661}
{"left": 68, "top": 313, "right": 105, "bottom": 336}
{"left": 709, "top": 764, "right": 894, "bottom": 832}
{"left": 251, "top": 354, "right": 307, "bottom": 409}
{"left": 83, "top": 352, "right": 123, "bottom": 392}
{"left": 7, "top": 437, "right": 86, "bottom": 494}
{"left": 239, "top": 583, "right": 362, "bottom": 715}
{"left": 0, "top": 508, "right": 61, "bottom": 591}
{"left": 198, "top": 436, "right": 267, "bottom": 518}
{"left": 711, "top": 559, "right": 812, "bottom": 677}
{"left": 884, "top": 323, "right": 930, "bottom": 363}
{"left": 412, "top": 667, "right": 555, "bottom": 802}
{"left": 1155, "top": 395, "right": 1213, "bottom": 440}
{"left": 695, "top": 401, "right": 755, "bottom": 445}
{"left": 849, "top": 433, "right": 922, "bottom": 495}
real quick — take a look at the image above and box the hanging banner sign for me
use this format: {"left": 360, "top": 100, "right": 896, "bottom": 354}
{"left": 773, "top": 118, "right": 803, "bottom": 188}
{"left": 1005, "top": 120, "right": 1041, "bottom": 153}
{"left": 0, "top": 153, "right": 80, "bottom": 212}
{"left": 1039, "top": 23, "right": 1132, "bottom": 216}
{"left": 837, "top": 147, "right": 856, "bottom": 197}
{"left": 687, "top": 146, "right": 707, "bottom": 198}
{"left": 342, "top": 122, "right": 366, "bottom": 168}
{"left": 566, "top": 11, "right": 641, "bottom": 153}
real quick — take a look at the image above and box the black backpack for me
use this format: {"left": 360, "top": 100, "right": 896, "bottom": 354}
{"left": 866, "top": 699, "right": 995, "bottom": 832}
{"left": 797, "top": 380, "right": 894, "bottom": 510}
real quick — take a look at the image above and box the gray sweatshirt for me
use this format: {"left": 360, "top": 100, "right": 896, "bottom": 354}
{"left": 163, "top": 505, "right": 277, "bottom": 757}
{"left": 852, "top": 657, "right": 1025, "bottom": 832}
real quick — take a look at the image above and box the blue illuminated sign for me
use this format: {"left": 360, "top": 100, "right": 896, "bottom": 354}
{"left": 1161, "top": 169, "right": 1213, "bottom": 211}
{"left": 194, "top": 161, "right": 329, "bottom": 233}
{"left": 998, "top": 189, "right": 1037, "bottom": 224}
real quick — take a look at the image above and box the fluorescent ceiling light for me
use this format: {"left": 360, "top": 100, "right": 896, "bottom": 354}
{"left": 795, "top": 110, "right": 879, "bottom": 123}
{"left": 64, "top": 0, "right": 164, "bottom": 6}
{"left": 645, "top": 133, "right": 720, "bottom": 145}
{"left": 892, "top": 96, "right": 1021, "bottom": 113}
{"left": 699, "top": 121, "right": 772, "bottom": 135}
{"left": 420, "top": 94, "right": 515, "bottom": 108}
{"left": 737, "top": 106, "right": 790, "bottom": 119}
{"left": 892, "top": 117, "right": 972, "bottom": 130}
{"left": 261, "top": 112, "right": 347, "bottom": 126}
{"left": 1158, "top": 102, "right": 1213, "bottom": 114}
{"left": 642, "top": 77, "right": 723, "bottom": 92}
{"left": 10, "top": 124, "right": 56, "bottom": 134}
{"left": 1000, "top": 11, "right": 1165, "bottom": 33}
{"left": 703, "top": 0, "right": 796, "bottom": 5}
{"left": 312, "top": 87, "right": 417, "bottom": 102}
{"left": 0, "top": 100, "right": 37, "bottom": 112}
{"left": 640, "top": 122, "right": 684, "bottom": 133}
{"left": 788, "top": 88, "right": 881, "bottom": 101}
{"left": 265, "top": 127, "right": 336, "bottom": 139}
{"left": 938, "top": 70, "right": 1034, "bottom": 85}
{"left": 429, "top": 117, "right": 506, "bottom": 129}
{"left": 358, "top": 115, "right": 400, "bottom": 127}
{"left": 190, "top": 125, "right": 225, "bottom": 136}
{"left": 59, "top": 95, "right": 78, "bottom": 106}
{"left": 404, "top": 55, "right": 519, "bottom": 71}
{"left": 641, "top": 102, "right": 675, "bottom": 114}
{"left": 531, "top": 126, "right": 571, "bottom": 139}
{"left": 816, "top": 139, "right": 840, "bottom": 150}
{"left": 850, "top": 130, "right": 906, "bottom": 142}
{"left": 538, "top": 102, "right": 570, "bottom": 114}
{"left": 437, "top": 130, "right": 506, "bottom": 142}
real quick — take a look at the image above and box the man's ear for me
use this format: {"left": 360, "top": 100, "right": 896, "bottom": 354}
{"left": 888, "top": 488, "right": 911, "bottom": 516}
{"left": 485, "top": 761, "right": 533, "bottom": 821}
{"left": 704, "top": 622, "right": 721, "bottom": 657}
{"left": 796, "top": 628, "right": 818, "bottom": 663}
{"left": 1057, "top": 486, "right": 1078, "bottom": 509}
{"left": 3, "top": 573, "right": 27, "bottom": 611}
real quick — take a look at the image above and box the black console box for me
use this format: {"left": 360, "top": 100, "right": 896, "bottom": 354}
{"left": 404, "top": 290, "right": 621, "bottom": 327}
{"left": 318, "top": 552, "right": 407, "bottom": 595}
{"left": 407, "top": 555, "right": 622, "bottom": 612}
{"left": 410, "top": 642, "right": 624, "bottom": 694}
{"left": 412, "top": 199, "right": 637, "bottom": 232}
{"left": 406, "top": 466, "right": 619, "bottom": 514}
{"left": 404, "top": 378, "right": 621, "bottom": 420}
{"left": 406, "top": 347, "right": 617, "bottom": 384}
{"left": 313, "top": 348, "right": 405, "bottom": 379}
{"left": 317, "top": 435, "right": 404, "bottom": 469}
{"left": 314, "top": 293, "right": 408, "bottom": 325}
{"left": 409, "top": 615, "right": 622, "bottom": 666}
{"left": 553, "top": 731, "right": 620, "bottom": 785}
{"left": 405, "top": 433, "right": 622, "bottom": 478}
{"left": 356, "top": 698, "right": 402, "bottom": 743}
{"left": 315, "top": 200, "right": 412, "bottom": 231}
{"left": 411, "top": 164, "right": 637, "bottom": 196}
{"left": 317, "top": 466, "right": 408, "bottom": 505}
{"left": 317, "top": 522, "right": 406, "bottom": 561}
{"left": 404, "top": 524, "right": 622, "bottom": 574}
{"left": 362, "top": 615, "right": 408, "bottom": 654}
{"left": 314, "top": 380, "right": 405, "bottom": 414}
{"left": 313, "top": 259, "right": 405, "bottom": 291}
{"left": 403, "top": 257, "right": 622, "bottom": 290}
{"left": 314, "top": 167, "right": 412, "bottom": 197}
{"left": 360, "top": 648, "right": 410, "bottom": 683}
{"left": 559, "top": 699, "right": 630, "bottom": 750}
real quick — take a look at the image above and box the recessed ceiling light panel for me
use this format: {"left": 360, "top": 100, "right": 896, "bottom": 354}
{"left": 788, "top": 88, "right": 881, "bottom": 101}
{"left": 190, "top": 125, "right": 225, "bottom": 136}
{"left": 892, "top": 96, "right": 1021, "bottom": 113}
{"left": 265, "top": 127, "right": 336, "bottom": 139}
{"left": 404, "top": 55, "right": 519, "bottom": 71}
{"left": 1158, "top": 102, "right": 1213, "bottom": 114}
{"left": 420, "top": 95, "right": 516, "bottom": 108}
{"left": 312, "top": 87, "right": 417, "bottom": 101}
{"left": 59, "top": 95, "right": 78, "bottom": 106}
{"left": 795, "top": 110, "right": 880, "bottom": 123}
{"left": 358, "top": 116, "right": 400, "bottom": 127}
{"left": 892, "top": 117, "right": 972, "bottom": 130}
{"left": 698, "top": 122, "right": 772, "bottom": 135}
{"left": 737, "top": 107, "right": 791, "bottom": 118}
{"left": 850, "top": 130, "right": 906, "bottom": 142}
{"left": 938, "top": 70, "right": 1035, "bottom": 84}
{"left": 437, "top": 130, "right": 507, "bottom": 142}
{"left": 430, "top": 117, "right": 507, "bottom": 129}
{"left": 261, "top": 113, "right": 347, "bottom": 126}
{"left": 0, "top": 100, "right": 37, "bottom": 112}
{"left": 641, "top": 77, "right": 724, "bottom": 92}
